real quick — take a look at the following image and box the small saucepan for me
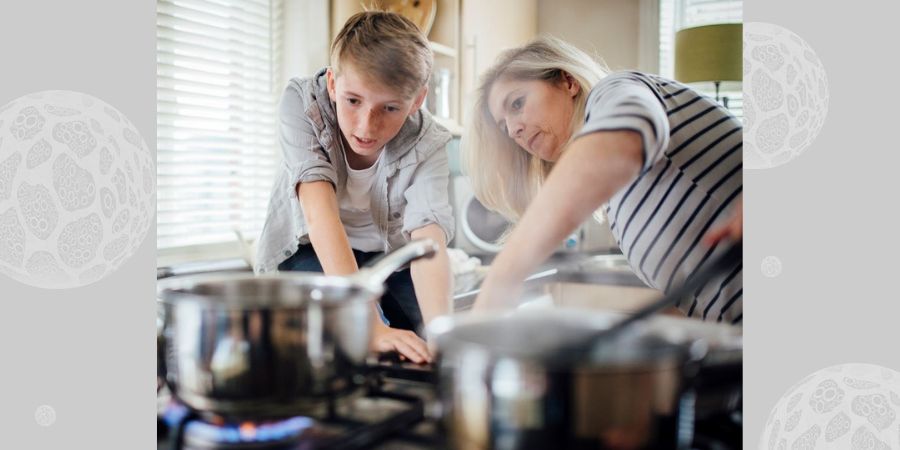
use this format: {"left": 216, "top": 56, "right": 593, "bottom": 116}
{"left": 157, "top": 239, "right": 438, "bottom": 420}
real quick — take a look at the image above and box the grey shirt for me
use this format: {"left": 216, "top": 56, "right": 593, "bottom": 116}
{"left": 255, "top": 68, "right": 455, "bottom": 273}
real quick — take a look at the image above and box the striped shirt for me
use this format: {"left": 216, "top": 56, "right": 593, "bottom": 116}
{"left": 577, "top": 71, "right": 743, "bottom": 325}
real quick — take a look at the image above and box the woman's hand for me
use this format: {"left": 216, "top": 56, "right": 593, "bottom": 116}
{"left": 704, "top": 196, "right": 743, "bottom": 246}
{"left": 471, "top": 272, "right": 524, "bottom": 312}
{"left": 371, "top": 323, "right": 432, "bottom": 364}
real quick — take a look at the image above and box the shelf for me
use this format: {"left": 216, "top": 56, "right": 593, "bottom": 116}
{"left": 430, "top": 41, "right": 458, "bottom": 58}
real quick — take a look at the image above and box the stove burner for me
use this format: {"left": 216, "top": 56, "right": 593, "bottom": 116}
{"left": 159, "top": 376, "right": 427, "bottom": 450}
{"left": 160, "top": 401, "right": 316, "bottom": 449}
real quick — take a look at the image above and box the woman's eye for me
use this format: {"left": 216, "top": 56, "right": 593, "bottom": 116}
{"left": 511, "top": 97, "right": 524, "bottom": 111}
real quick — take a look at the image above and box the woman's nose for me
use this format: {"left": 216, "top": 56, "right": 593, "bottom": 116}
{"left": 507, "top": 121, "right": 523, "bottom": 139}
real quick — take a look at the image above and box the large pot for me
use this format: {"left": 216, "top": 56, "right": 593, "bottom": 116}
{"left": 429, "top": 245, "right": 742, "bottom": 450}
{"left": 430, "top": 310, "right": 742, "bottom": 450}
{"left": 157, "top": 239, "right": 438, "bottom": 419}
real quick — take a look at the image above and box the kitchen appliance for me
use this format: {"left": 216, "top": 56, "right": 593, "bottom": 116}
{"left": 157, "top": 359, "right": 437, "bottom": 450}
{"left": 449, "top": 176, "right": 614, "bottom": 255}
{"left": 157, "top": 240, "right": 438, "bottom": 420}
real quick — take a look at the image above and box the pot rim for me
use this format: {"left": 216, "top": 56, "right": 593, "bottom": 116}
{"left": 429, "top": 308, "right": 741, "bottom": 368}
{"left": 157, "top": 271, "right": 383, "bottom": 308}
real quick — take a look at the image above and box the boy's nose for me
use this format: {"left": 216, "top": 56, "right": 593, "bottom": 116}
{"left": 361, "top": 107, "right": 381, "bottom": 131}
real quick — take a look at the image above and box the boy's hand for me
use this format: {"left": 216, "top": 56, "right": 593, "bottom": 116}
{"left": 371, "top": 323, "right": 432, "bottom": 364}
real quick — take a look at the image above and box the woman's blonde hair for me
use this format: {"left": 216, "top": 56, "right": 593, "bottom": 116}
{"left": 461, "top": 36, "right": 608, "bottom": 223}
{"left": 331, "top": 11, "right": 433, "bottom": 99}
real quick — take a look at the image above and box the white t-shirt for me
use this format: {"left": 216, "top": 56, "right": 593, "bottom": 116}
{"left": 339, "top": 151, "right": 384, "bottom": 252}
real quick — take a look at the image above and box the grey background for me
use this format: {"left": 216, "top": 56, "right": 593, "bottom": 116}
{"left": 0, "top": 0, "right": 156, "bottom": 447}
{"left": 745, "top": 0, "right": 900, "bottom": 447}
{"left": 0, "top": 0, "right": 898, "bottom": 448}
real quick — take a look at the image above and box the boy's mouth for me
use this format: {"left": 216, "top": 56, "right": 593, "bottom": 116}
{"left": 353, "top": 135, "right": 377, "bottom": 147}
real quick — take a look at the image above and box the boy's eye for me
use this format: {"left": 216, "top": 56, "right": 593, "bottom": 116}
{"left": 385, "top": 105, "right": 400, "bottom": 112}
{"left": 346, "top": 98, "right": 360, "bottom": 105}
{"left": 511, "top": 97, "right": 524, "bottom": 111}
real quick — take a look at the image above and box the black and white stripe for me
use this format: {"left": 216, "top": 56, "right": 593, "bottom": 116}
{"left": 578, "top": 71, "right": 743, "bottom": 324}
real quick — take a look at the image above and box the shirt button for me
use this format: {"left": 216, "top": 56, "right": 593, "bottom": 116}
{"left": 392, "top": 212, "right": 401, "bottom": 219}
{"left": 284, "top": 250, "right": 292, "bottom": 257}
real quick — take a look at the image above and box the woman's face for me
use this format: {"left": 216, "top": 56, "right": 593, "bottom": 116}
{"left": 327, "top": 63, "right": 425, "bottom": 160}
{"left": 487, "top": 75, "right": 580, "bottom": 162}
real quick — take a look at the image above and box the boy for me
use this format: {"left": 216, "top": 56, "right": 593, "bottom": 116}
{"left": 256, "top": 11, "right": 454, "bottom": 363}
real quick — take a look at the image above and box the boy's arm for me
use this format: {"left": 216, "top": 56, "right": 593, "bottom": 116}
{"left": 409, "top": 224, "right": 453, "bottom": 328}
{"left": 298, "top": 180, "right": 432, "bottom": 363}
{"left": 297, "top": 181, "right": 358, "bottom": 275}
{"left": 399, "top": 142, "right": 455, "bottom": 331}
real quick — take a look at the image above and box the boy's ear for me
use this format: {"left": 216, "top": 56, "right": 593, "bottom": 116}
{"left": 326, "top": 67, "right": 337, "bottom": 102}
{"left": 409, "top": 85, "right": 428, "bottom": 115}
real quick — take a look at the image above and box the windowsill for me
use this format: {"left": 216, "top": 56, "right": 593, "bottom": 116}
{"left": 157, "top": 241, "right": 254, "bottom": 269}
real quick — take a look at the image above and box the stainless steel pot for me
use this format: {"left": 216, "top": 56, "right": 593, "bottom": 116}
{"left": 428, "top": 243, "right": 743, "bottom": 449}
{"left": 429, "top": 309, "right": 742, "bottom": 450}
{"left": 157, "top": 239, "right": 438, "bottom": 419}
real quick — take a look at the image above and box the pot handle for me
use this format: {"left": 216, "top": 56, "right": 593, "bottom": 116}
{"left": 686, "top": 341, "right": 743, "bottom": 418}
{"left": 354, "top": 239, "right": 439, "bottom": 288}
{"left": 157, "top": 300, "right": 166, "bottom": 393}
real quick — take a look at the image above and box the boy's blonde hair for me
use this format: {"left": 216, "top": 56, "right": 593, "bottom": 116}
{"left": 461, "top": 36, "right": 608, "bottom": 223}
{"left": 331, "top": 11, "right": 433, "bottom": 99}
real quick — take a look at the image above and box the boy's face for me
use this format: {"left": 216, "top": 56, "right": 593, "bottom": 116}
{"left": 327, "top": 63, "right": 426, "bottom": 160}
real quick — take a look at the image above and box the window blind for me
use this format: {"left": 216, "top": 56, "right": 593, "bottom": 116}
{"left": 156, "top": 0, "right": 284, "bottom": 250}
{"left": 659, "top": 0, "right": 743, "bottom": 118}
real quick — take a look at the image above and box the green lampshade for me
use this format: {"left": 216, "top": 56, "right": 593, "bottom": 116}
{"left": 674, "top": 23, "right": 742, "bottom": 85}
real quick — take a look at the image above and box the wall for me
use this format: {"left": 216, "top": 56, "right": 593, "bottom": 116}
{"left": 536, "top": 0, "right": 642, "bottom": 72}
{"left": 282, "top": 0, "right": 331, "bottom": 84}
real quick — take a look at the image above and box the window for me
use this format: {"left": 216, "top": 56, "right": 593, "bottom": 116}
{"left": 659, "top": 0, "right": 743, "bottom": 117}
{"left": 156, "top": 0, "right": 284, "bottom": 254}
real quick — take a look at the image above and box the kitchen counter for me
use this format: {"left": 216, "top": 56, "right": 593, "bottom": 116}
{"left": 157, "top": 250, "right": 653, "bottom": 314}
{"left": 452, "top": 250, "right": 650, "bottom": 311}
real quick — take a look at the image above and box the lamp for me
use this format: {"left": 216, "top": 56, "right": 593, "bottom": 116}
{"left": 674, "top": 23, "right": 742, "bottom": 107}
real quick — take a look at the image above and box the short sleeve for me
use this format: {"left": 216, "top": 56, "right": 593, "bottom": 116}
{"left": 576, "top": 73, "right": 671, "bottom": 170}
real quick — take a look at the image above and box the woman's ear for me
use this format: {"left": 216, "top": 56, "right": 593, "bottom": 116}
{"left": 410, "top": 85, "right": 428, "bottom": 115}
{"left": 562, "top": 71, "right": 581, "bottom": 97}
{"left": 326, "top": 67, "right": 337, "bottom": 102}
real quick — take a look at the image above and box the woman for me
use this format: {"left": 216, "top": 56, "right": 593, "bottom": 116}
{"left": 465, "top": 37, "right": 743, "bottom": 324}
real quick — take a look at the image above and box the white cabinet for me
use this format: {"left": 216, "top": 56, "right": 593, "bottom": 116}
{"left": 459, "top": 0, "right": 537, "bottom": 125}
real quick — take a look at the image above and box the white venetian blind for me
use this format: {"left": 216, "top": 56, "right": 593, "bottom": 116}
{"left": 659, "top": 0, "right": 743, "bottom": 117}
{"left": 156, "top": 0, "right": 284, "bottom": 249}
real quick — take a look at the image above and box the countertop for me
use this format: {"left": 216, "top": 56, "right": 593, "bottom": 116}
{"left": 157, "top": 249, "right": 650, "bottom": 312}
{"left": 450, "top": 250, "right": 649, "bottom": 311}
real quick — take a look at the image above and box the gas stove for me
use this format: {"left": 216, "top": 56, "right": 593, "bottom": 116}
{"left": 158, "top": 359, "right": 740, "bottom": 449}
{"left": 158, "top": 360, "right": 440, "bottom": 450}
